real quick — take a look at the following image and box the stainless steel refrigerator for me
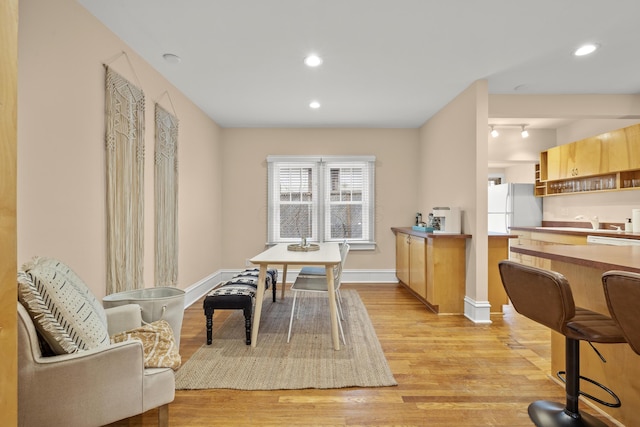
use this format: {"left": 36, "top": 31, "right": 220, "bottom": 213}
{"left": 488, "top": 183, "right": 542, "bottom": 233}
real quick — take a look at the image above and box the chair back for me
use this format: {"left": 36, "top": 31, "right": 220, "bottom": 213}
{"left": 602, "top": 270, "right": 640, "bottom": 355}
{"left": 498, "top": 260, "right": 576, "bottom": 334}
{"left": 334, "top": 242, "right": 350, "bottom": 289}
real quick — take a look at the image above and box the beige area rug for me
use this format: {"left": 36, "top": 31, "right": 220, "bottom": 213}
{"left": 175, "top": 289, "right": 397, "bottom": 390}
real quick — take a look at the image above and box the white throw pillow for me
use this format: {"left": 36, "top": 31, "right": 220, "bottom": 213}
{"left": 18, "top": 257, "right": 110, "bottom": 354}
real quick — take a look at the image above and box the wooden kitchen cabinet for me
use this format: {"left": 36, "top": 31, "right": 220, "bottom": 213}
{"left": 488, "top": 236, "right": 514, "bottom": 313}
{"left": 538, "top": 123, "right": 640, "bottom": 196}
{"left": 395, "top": 232, "right": 426, "bottom": 299}
{"left": 542, "top": 146, "right": 560, "bottom": 181}
{"left": 393, "top": 228, "right": 469, "bottom": 314}
{"left": 547, "top": 138, "right": 601, "bottom": 180}
{"left": 395, "top": 232, "right": 410, "bottom": 285}
{"left": 600, "top": 124, "right": 640, "bottom": 172}
{"left": 569, "top": 137, "right": 602, "bottom": 177}
{"left": 425, "top": 237, "right": 466, "bottom": 314}
{"left": 626, "top": 125, "right": 640, "bottom": 170}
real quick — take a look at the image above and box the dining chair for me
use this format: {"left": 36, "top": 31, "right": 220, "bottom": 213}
{"left": 287, "top": 242, "right": 350, "bottom": 344}
{"left": 298, "top": 240, "right": 347, "bottom": 278}
{"left": 297, "top": 240, "right": 348, "bottom": 315}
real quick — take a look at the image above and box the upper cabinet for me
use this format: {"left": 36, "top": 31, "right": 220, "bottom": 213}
{"left": 538, "top": 123, "right": 640, "bottom": 196}
{"left": 600, "top": 125, "right": 640, "bottom": 172}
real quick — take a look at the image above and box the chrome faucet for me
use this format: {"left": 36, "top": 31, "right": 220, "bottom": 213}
{"left": 575, "top": 215, "right": 599, "bottom": 230}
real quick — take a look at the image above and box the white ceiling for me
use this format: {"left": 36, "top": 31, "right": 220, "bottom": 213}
{"left": 77, "top": 0, "right": 640, "bottom": 129}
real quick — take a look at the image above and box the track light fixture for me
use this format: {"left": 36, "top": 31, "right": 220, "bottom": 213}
{"left": 489, "top": 124, "right": 530, "bottom": 139}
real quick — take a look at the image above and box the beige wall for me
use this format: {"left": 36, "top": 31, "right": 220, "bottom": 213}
{"left": 220, "top": 128, "right": 420, "bottom": 272}
{"left": 488, "top": 128, "right": 556, "bottom": 167}
{"left": 419, "top": 80, "right": 489, "bottom": 303}
{"left": 556, "top": 118, "right": 640, "bottom": 145}
{"left": 18, "top": 0, "right": 223, "bottom": 299}
{"left": 489, "top": 94, "right": 640, "bottom": 120}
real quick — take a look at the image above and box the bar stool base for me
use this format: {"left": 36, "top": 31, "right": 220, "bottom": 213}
{"left": 528, "top": 401, "right": 608, "bottom": 427}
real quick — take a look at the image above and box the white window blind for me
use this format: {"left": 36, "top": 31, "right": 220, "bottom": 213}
{"left": 267, "top": 155, "right": 375, "bottom": 249}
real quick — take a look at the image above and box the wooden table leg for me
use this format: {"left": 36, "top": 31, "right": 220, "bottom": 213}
{"left": 281, "top": 264, "right": 288, "bottom": 300}
{"left": 326, "top": 264, "right": 340, "bottom": 351}
{"left": 250, "top": 265, "right": 267, "bottom": 347}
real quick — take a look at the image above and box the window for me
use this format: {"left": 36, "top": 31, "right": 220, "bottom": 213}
{"left": 267, "top": 155, "right": 376, "bottom": 249}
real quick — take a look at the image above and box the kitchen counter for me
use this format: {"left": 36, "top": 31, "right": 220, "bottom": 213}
{"left": 508, "top": 243, "right": 639, "bottom": 426}
{"left": 392, "top": 227, "right": 470, "bottom": 313}
{"left": 392, "top": 227, "right": 517, "bottom": 313}
{"left": 510, "top": 243, "right": 640, "bottom": 274}
{"left": 510, "top": 225, "right": 640, "bottom": 240}
{"left": 391, "top": 227, "right": 472, "bottom": 239}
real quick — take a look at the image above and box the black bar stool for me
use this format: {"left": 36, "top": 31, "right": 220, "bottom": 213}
{"left": 498, "top": 260, "right": 626, "bottom": 427}
{"left": 602, "top": 270, "right": 640, "bottom": 355}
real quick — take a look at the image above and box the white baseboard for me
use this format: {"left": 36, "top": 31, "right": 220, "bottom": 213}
{"left": 464, "top": 296, "right": 492, "bottom": 324}
{"left": 182, "top": 268, "right": 399, "bottom": 308}
{"left": 341, "top": 269, "right": 398, "bottom": 284}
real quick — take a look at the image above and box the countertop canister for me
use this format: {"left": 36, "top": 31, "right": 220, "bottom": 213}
{"left": 633, "top": 209, "right": 640, "bottom": 233}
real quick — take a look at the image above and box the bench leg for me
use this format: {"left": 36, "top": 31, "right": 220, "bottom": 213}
{"left": 243, "top": 306, "right": 252, "bottom": 345}
{"left": 204, "top": 306, "right": 214, "bottom": 345}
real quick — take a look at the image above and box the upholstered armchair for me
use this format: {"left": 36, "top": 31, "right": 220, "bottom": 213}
{"left": 18, "top": 302, "right": 175, "bottom": 427}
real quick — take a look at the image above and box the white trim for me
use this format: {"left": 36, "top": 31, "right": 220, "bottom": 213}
{"left": 182, "top": 271, "right": 219, "bottom": 308}
{"left": 181, "top": 268, "right": 399, "bottom": 309}
{"left": 182, "top": 269, "right": 239, "bottom": 308}
{"left": 267, "top": 155, "right": 376, "bottom": 163}
{"left": 463, "top": 296, "right": 492, "bottom": 324}
{"left": 340, "top": 269, "right": 398, "bottom": 284}
{"left": 267, "top": 155, "right": 376, "bottom": 246}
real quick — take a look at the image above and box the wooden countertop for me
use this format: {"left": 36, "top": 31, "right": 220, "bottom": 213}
{"left": 488, "top": 232, "right": 519, "bottom": 239}
{"left": 510, "top": 225, "right": 640, "bottom": 240}
{"left": 391, "top": 227, "right": 519, "bottom": 240}
{"left": 510, "top": 243, "right": 640, "bottom": 273}
{"left": 391, "top": 227, "right": 471, "bottom": 239}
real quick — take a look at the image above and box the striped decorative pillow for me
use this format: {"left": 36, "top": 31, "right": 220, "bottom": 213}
{"left": 17, "top": 257, "right": 110, "bottom": 354}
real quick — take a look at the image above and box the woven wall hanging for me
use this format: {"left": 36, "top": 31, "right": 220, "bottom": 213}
{"left": 154, "top": 102, "right": 179, "bottom": 287}
{"left": 105, "top": 66, "right": 145, "bottom": 294}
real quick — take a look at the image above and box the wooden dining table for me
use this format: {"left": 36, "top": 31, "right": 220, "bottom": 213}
{"left": 249, "top": 242, "right": 342, "bottom": 350}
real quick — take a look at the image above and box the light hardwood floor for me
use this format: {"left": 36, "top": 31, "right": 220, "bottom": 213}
{"left": 109, "top": 283, "right": 617, "bottom": 426}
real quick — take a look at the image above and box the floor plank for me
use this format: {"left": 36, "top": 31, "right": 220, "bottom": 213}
{"left": 108, "top": 283, "right": 618, "bottom": 426}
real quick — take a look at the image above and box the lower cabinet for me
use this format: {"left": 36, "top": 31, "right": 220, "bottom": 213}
{"left": 394, "top": 230, "right": 467, "bottom": 314}
{"left": 395, "top": 232, "right": 426, "bottom": 299}
{"left": 488, "top": 237, "right": 511, "bottom": 313}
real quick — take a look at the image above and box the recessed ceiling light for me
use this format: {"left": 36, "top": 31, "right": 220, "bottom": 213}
{"left": 304, "top": 54, "right": 323, "bottom": 67}
{"left": 309, "top": 101, "right": 321, "bottom": 109}
{"left": 573, "top": 44, "right": 598, "bottom": 56}
{"left": 162, "top": 53, "right": 181, "bottom": 64}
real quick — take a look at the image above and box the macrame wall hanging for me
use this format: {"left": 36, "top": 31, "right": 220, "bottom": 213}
{"left": 154, "top": 100, "right": 179, "bottom": 287}
{"left": 105, "top": 64, "right": 145, "bottom": 295}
